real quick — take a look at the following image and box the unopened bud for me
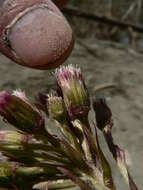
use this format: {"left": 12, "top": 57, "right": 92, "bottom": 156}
{"left": 0, "top": 130, "right": 30, "bottom": 146}
{"left": 48, "top": 95, "right": 67, "bottom": 124}
{"left": 0, "top": 90, "right": 44, "bottom": 134}
{"left": 0, "top": 163, "right": 12, "bottom": 187}
{"left": 0, "top": 162, "right": 49, "bottom": 188}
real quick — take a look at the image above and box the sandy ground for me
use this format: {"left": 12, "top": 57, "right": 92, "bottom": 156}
{"left": 0, "top": 39, "right": 143, "bottom": 190}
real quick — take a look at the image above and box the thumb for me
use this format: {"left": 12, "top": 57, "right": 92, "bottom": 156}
{"left": 0, "top": 0, "right": 74, "bottom": 70}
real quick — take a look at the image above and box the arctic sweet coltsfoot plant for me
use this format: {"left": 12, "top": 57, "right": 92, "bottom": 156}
{"left": 0, "top": 65, "right": 139, "bottom": 190}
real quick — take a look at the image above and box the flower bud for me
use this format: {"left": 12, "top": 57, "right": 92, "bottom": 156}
{"left": 15, "top": 166, "right": 47, "bottom": 180}
{"left": 93, "top": 98, "right": 112, "bottom": 130}
{"left": 0, "top": 0, "right": 74, "bottom": 70}
{"left": 48, "top": 94, "right": 67, "bottom": 124}
{"left": 0, "top": 90, "right": 44, "bottom": 134}
{"left": 0, "top": 162, "right": 49, "bottom": 188}
{"left": 0, "top": 130, "right": 30, "bottom": 146}
{"left": 55, "top": 65, "right": 90, "bottom": 120}
{"left": 0, "top": 163, "right": 12, "bottom": 187}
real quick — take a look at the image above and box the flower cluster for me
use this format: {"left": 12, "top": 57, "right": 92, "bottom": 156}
{"left": 0, "top": 65, "right": 138, "bottom": 190}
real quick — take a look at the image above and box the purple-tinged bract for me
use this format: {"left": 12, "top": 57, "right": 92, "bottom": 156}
{"left": 0, "top": 90, "right": 44, "bottom": 134}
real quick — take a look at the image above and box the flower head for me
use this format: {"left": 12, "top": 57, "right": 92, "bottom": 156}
{"left": 0, "top": 91, "right": 44, "bottom": 134}
{"left": 55, "top": 65, "right": 90, "bottom": 119}
{"left": 48, "top": 94, "right": 67, "bottom": 124}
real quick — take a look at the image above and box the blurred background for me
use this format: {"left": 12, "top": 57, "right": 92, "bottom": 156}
{"left": 0, "top": 0, "right": 143, "bottom": 189}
